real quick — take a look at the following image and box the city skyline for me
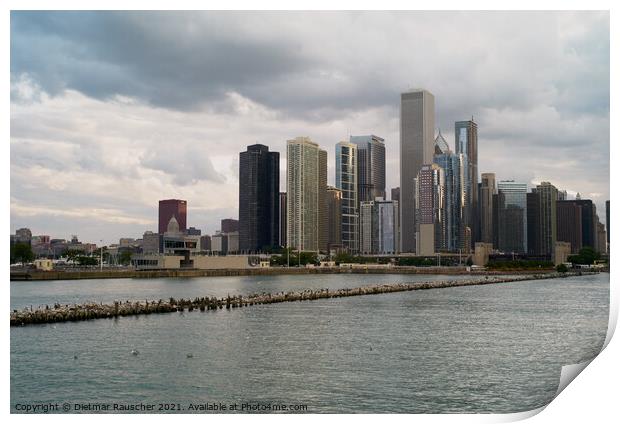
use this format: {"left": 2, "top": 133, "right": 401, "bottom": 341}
{"left": 10, "top": 11, "right": 609, "bottom": 244}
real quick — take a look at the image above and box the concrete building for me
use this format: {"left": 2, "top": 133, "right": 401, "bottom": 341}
{"left": 554, "top": 241, "right": 572, "bottom": 266}
{"left": 211, "top": 232, "right": 227, "bottom": 254}
{"left": 531, "top": 182, "right": 560, "bottom": 257}
{"left": 400, "top": 89, "right": 435, "bottom": 253}
{"left": 474, "top": 242, "right": 493, "bottom": 267}
{"left": 433, "top": 132, "right": 461, "bottom": 252}
{"left": 200, "top": 235, "right": 211, "bottom": 252}
{"left": 158, "top": 199, "right": 187, "bottom": 235}
{"left": 286, "top": 137, "right": 328, "bottom": 252}
{"left": 497, "top": 181, "right": 528, "bottom": 254}
{"left": 349, "top": 135, "right": 386, "bottom": 202}
{"left": 391, "top": 187, "right": 400, "bottom": 203}
{"left": 479, "top": 173, "right": 496, "bottom": 246}
{"left": 239, "top": 144, "right": 280, "bottom": 253}
{"left": 336, "top": 141, "right": 359, "bottom": 253}
{"left": 414, "top": 163, "right": 445, "bottom": 256}
{"left": 326, "top": 186, "right": 343, "bottom": 251}
{"left": 142, "top": 231, "right": 162, "bottom": 254}
{"left": 359, "top": 201, "right": 374, "bottom": 254}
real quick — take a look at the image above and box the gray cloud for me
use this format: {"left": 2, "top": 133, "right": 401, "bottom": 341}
{"left": 9, "top": 11, "right": 609, "bottom": 243}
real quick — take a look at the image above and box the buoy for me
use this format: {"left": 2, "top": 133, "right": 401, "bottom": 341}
{"left": 186, "top": 354, "right": 193, "bottom": 358}
{"left": 131, "top": 349, "right": 139, "bottom": 356}
{"left": 73, "top": 355, "right": 78, "bottom": 360}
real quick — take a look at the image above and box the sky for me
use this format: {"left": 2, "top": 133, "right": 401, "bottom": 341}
{"left": 9, "top": 11, "right": 610, "bottom": 245}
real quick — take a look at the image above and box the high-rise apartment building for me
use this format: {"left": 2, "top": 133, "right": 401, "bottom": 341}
{"left": 349, "top": 135, "right": 386, "bottom": 202}
{"left": 496, "top": 181, "right": 527, "bottom": 253}
{"left": 238, "top": 144, "right": 280, "bottom": 252}
{"left": 359, "top": 201, "right": 375, "bottom": 254}
{"left": 286, "top": 137, "right": 328, "bottom": 252}
{"left": 479, "top": 173, "right": 496, "bottom": 246}
{"left": 400, "top": 89, "right": 435, "bottom": 253}
{"left": 455, "top": 119, "right": 478, "bottom": 247}
{"left": 158, "top": 199, "right": 187, "bottom": 235}
{"left": 336, "top": 141, "right": 359, "bottom": 253}
{"left": 414, "top": 163, "right": 445, "bottom": 256}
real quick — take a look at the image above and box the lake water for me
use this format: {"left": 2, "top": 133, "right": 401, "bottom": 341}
{"left": 10, "top": 273, "right": 609, "bottom": 413}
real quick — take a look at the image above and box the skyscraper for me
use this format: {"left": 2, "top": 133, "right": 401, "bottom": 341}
{"left": 391, "top": 187, "right": 400, "bottom": 203}
{"left": 279, "top": 192, "right": 287, "bottom": 248}
{"left": 221, "top": 219, "right": 239, "bottom": 233}
{"left": 349, "top": 135, "right": 386, "bottom": 202}
{"left": 455, "top": 119, "right": 478, "bottom": 247}
{"left": 606, "top": 200, "right": 610, "bottom": 249}
{"left": 433, "top": 132, "right": 461, "bottom": 252}
{"left": 238, "top": 144, "right": 280, "bottom": 252}
{"left": 479, "top": 173, "right": 496, "bottom": 246}
{"left": 286, "top": 137, "right": 328, "bottom": 252}
{"left": 526, "top": 192, "right": 542, "bottom": 256}
{"left": 158, "top": 199, "right": 187, "bottom": 235}
{"left": 336, "top": 141, "right": 359, "bottom": 253}
{"left": 531, "top": 182, "right": 560, "bottom": 257}
{"left": 400, "top": 89, "right": 435, "bottom": 253}
{"left": 326, "top": 186, "right": 343, "bottom": 251}
{"left": 557, "top": 200, "right": 583, "bottom": 254}
{"left": 376, "top": 199, "right": 399, "bottom": 254}
{"left": 414, "top": 163, "right": 445, "bottom": 256}
{"left": 496, "top": 181, "right": 527, "bottom": 253}
{"left": 359, "top": 200, "right": 375, "bottom": 254}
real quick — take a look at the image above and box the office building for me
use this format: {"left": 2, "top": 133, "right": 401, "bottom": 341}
{"left": 434, "top": 132, "right": 461, "bottom": 252}
{"left": 391, "top": 187, "right": 400, "bottom": 203}
{"left": 527, "top": 192, "right": 542, "bottom": 256}
{"left": 400, "top": 89, "right": 435, "bottom": 253}
{"left": 142, "top": 231, "right": 162, "bottom": 254}
{"left": 557, "top": 200, "right": 583, "bottom": 254}
{"left": 606, "top": 200, "right": 610, "bottom": 249}
{"left": 479, "top": 173, "right": 496, "bottom": 246}
{"left": 336, "top": 141, "right": 359, "bottom": 253}
{"left": 531, "top": 182, "right": 560, "bottom": 257}
{"left": 326, "top": 186, "right": 343, "bottom": 251}
{"left": 350, "top": 135, "right": 386, "bottom": 201}
{"left": 496, "top": 181, "right": 528, "bottom": 253}
{"left": 455, "top": 119, "right": 478, "bottom": 246}
{"left": 221, "top": 219, "right": 239, "bottom": 234}
{"left": 286, "top": 137, "right": 328, "bottom": 252}
{"left": 359, "top": 201, "right": 374, "bottom": 254}
{"left": 239, "top": 144, "right": 280, "bottom": 252}
{"left": 376, "top": 199, "right": 399, "bottom": 254}
{"left": 187, "top": 227, "right": 201, "bottom": 236}
{"left": 200, "top": 235, "right": 212, "bottom": 252}
{"left": 159, "top": 199, "right": 187, "bottom": 235}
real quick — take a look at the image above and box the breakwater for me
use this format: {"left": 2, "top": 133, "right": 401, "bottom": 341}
{"left": 10, "top": 272, "right": 590, "bottom": 326}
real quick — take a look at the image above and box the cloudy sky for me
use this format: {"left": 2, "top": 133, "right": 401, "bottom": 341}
{"left": 10, "top": 11, "right": 609, "bottom": 245}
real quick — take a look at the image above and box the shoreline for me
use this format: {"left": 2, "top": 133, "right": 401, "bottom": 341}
{"left": 9, "top": 266, "right": 562, "bottom": 281}
{"left": 10, "top": 271, "right": 597, "bottom": 326}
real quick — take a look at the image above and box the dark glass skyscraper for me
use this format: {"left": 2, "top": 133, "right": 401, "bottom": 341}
{"left": 238, "top": 144, "right": 280, "bottom": 252}
{"left": 349, "top": 135, "right": 386, "bottom": 202}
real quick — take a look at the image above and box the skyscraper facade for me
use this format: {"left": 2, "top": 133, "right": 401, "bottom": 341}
{"left": 279, "top": 192, "right": 287, "bottom": 248}
{"left": 221, "top": 219, "right": 239, "bottom": 233}
{"left": 526, "top": 192, "right": 542, "bottom": 256}
{"left": 349, "top": 135, "right": 386, "bottom": 202}
{"left": 400, "top": 89, "right": 435, "bottom": 253}
{"left": 433, "top": 132, "right": 461, "bottom": 252}
{"left": 531, "top": 182, "right": 560, "bottom": 257}
{"left": 336, "top": 141, "right": 359, "bottom": 253}
{"left": 238, "top": 144, "right": 280, "bottom": 252}
{"left": 606, "top": 200, "right": 610, "bottom": 248}
{"left": 359, "top": 200, "right": 374, "bottom": 254}
{"left": 326, "top": 186, "right": 343, "bottom": 251}
{"left": 455, "top": 119, "right": 478, "bottom": 247}
{"left": 557, "top": 200, "right": 583, "bottom": 254}
{"left": 286, "top": 137, "right": 327, "bottom": 252}
{"left": 496, "top": 181, "right": 527, "bottom": 253}
{"left": 391, "top": 187, "right": 400, "bottom": 203}
{"left": 376, "top": 199, "right": 399, "bottom": 254}
{"left": 414, "top": 163, "right": 445, "bottom": 256}
{"left": 479, "top": 173, "right": 496, "bottom": 246}
{"left": 158, "top": 199, "right": 187, "bottom": 235}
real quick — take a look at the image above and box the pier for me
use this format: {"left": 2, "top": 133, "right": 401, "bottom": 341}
{"left": 9, "top": 272, "right": 592, "bottom": 326}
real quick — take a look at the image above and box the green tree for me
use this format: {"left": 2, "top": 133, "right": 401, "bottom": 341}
{"left": 76, "top": 256, "right": 98, "bottom": 266}
{"left": 65, "top": 249, "right": 81, "bottom": 264}
{"left": 556, "top": 263, "right": 568, "bottom": 273}
{"left": 119, "top": 250, "right": 133, "bottom": 265}
{"left": 466, "top": 257, "right": 474, "bottom": 266}
{"left": 11, "top": 243, "right": 34, "bottom": 264}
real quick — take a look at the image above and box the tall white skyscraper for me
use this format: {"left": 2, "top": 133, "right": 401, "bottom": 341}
{"left": 400, "top": 89, "right": 435, "bottom": 253}
{"left": 336, "top": 141, "right": 359, "bottom": 253}
{"left": 286, "top": 137, "right": 327, "bottom": 252}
